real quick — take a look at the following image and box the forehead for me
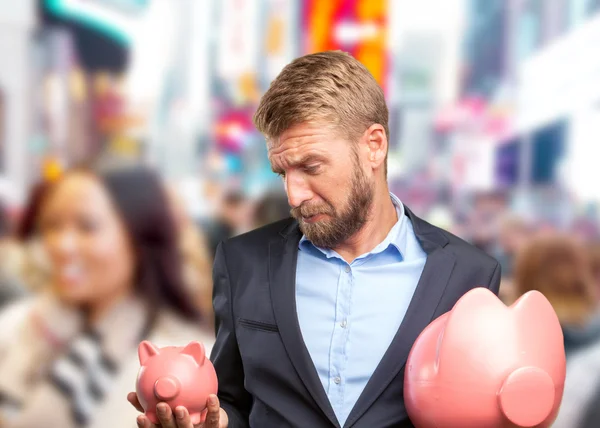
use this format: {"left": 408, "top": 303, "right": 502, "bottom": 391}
{"left": 267, "top": 122, "right": 344, "bottom": 160}
{"left": 45, "top": 174, "right": 113, "bottom": 212}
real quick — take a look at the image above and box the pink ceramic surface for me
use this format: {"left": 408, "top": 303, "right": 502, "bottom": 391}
{"left": 136, "top": 341, "right": 218, "bottom": 425}
{"left": 404, "top": 288, "right": 566, "bottom": 428}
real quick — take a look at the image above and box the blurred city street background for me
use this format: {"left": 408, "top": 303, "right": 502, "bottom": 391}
{"left": 1, "top": 0, "right": 600, "bottom": 426}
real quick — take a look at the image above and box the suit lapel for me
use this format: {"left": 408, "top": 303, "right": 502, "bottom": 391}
{"left": 344, "top": 208, "right": 456, "bottom": 428}
{"left": 269, "top": 222, "right": 340, "bottom": 428}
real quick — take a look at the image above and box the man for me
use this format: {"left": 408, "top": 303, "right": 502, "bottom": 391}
{"left": 129, "top": 51, "right": 501, "bottom": 428}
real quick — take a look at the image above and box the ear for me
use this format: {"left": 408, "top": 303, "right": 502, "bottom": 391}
{"left": 181, "top": 341, "right": 206, "bottom": 366}
{"left": 138, "top": 341, "right": 160, "bottom": 365}
{"left": 364, "top": 124, "right": 387, "bottom": 171}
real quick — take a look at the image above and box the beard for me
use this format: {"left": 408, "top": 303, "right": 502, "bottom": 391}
{"left": 290, "top": 160, "right": 374, "bottom": 248}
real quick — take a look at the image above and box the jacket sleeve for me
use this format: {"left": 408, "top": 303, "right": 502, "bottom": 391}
{"left": 209, "top": 242, "right": 252, "bottom": 428}
{"left": 487, "top": 261, "right": 501, "bottom": 296}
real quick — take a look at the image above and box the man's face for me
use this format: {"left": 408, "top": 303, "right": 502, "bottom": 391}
{"left": 268, "top": 122, "right": 374, "bottom": 248}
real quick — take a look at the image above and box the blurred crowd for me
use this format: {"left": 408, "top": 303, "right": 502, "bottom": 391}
{"left": 0, "top": 163, "right": 597, "bottom": 426}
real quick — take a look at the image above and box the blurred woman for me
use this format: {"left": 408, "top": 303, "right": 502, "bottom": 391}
{"left": 513, "top": 235, "right": 600, "bottom": 428}
{"left": 0, "top": 166, "right": 213, "bottom": 428}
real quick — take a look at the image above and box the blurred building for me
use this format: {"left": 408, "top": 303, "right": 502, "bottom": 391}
{"left": 432, "top": 0, "right": 512, "bottom": 201}
{"left": 441, "top": 0, "right": 600, "bottom": 230}
{"left": 0, "top": 0, "right": 37, "bottom": 204}
{"left": 462, "top": 0, "right": 508, "bottom": 98}
{"left": 386, "top": 0, "right": 467, "bottom": 214}
{"left": 513, "top": 0, "right": 600, "bottom": 218}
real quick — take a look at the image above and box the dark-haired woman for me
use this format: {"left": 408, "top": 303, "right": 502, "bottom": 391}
{"left": 0, "top": 166, "right": 214, "bottom": 428}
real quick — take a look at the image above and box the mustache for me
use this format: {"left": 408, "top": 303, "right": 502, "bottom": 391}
{"left": 290, "top": 203, "right": 334, "bottom": 219}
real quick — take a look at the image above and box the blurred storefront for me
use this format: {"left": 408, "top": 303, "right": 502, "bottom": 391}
{"left": 22, "top": 0, "right": 149, "bottom": 187}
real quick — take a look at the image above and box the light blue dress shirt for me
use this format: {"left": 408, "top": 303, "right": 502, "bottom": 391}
{"left": 295, "top": 193, "right": 427, "bottom": 426}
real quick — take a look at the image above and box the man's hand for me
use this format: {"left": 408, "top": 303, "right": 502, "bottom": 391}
{"left": 127, "top": 392, "right": 229, "bottom": 428}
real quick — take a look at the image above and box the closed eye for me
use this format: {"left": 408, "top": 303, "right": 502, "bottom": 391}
{"left": 303, "top": 164, "right": 321, "bottom": 175}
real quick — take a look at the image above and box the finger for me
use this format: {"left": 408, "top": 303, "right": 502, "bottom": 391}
{"left": 173, "top": 406, "right": 194, "bottom": 428}
{"left": 156, "top": 403, "right": 178, "bottom": 428}
{"left": 136, "top": 415, "right": 153, "bottom": 428}
{"left": 128, "top": 392, "right": 145, "bottom": 413}
{"left": 204, "top": 395, "right": 220, "bottom": 428}
{"left": 219, "top": 408, "right": 229, "bottom": 428}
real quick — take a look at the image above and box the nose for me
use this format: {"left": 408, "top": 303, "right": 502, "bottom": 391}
{"left": 50, "top": 229, "right": 79, "bottom": 262}
{"left": 56, "top": 230, "right": 77, "bottom": 253}
{"left": 285, "top": 173, "right": 313, "bottom": 208}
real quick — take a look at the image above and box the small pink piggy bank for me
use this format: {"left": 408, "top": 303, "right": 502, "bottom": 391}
{"left": 405, "top": 288, "right": 566, "bottom": 428}
{"left": 136, "top": 341, "right": 218, "bottom": 424}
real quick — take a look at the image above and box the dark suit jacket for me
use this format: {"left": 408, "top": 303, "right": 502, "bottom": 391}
{"left": 210, "top": 207, "right": 501, "bottom": 428}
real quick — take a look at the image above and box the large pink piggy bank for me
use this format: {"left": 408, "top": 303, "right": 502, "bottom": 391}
{"left": 405, "top": 288, "right": 566, "bottom": 428}
{"left": 136, "top": 341, "right": 218, "bottom": 424}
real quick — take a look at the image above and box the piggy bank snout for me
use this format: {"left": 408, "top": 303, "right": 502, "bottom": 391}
{"left": 499, "top": 366, "right": 555, "bottom": 427}
{"left": 154, "top": 376, "right": 181, "bottom": 401}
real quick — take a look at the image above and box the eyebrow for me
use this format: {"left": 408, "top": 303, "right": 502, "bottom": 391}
{"left": 271, "top": 154, "right": 326, "bottom": 174}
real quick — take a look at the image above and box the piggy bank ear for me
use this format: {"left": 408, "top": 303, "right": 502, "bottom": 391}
{"left": 435, "top": 287, "right": 508, "bottom": 378}
{"left": 510, "top": 290, "right": 565, "bottom": 368}
{"left": 181, "top": 341, "right": 206, "bottom": 366}
{"left": 138, "top": 341, "right": 160, "bottom": 365}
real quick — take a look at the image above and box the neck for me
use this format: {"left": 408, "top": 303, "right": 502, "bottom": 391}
{"left": 86, "top": 287, "right": 133, "bottom": 326}
{"left": 333, "top": 184, "right": 398, "bottom": 263}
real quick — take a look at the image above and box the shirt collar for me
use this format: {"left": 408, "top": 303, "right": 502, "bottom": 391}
{"left": 299, "top": 192, "right": 407, "bottom": 261}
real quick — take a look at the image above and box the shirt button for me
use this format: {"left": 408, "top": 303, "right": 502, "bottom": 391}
{"left": 334, "top": 376, "right": 341, "bottom": 384}
{"left": 345, "top": 266, "right": 351, "bottom": 273}
{"left": 340, "top": 320, "right": 347, "bottom": 328}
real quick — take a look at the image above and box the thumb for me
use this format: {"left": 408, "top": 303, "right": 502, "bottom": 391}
{"left": 127, "top": 392, "right": 145, "bottom": 413}
{"left": 203, "top": 395, "right": 221, "bottom": 428}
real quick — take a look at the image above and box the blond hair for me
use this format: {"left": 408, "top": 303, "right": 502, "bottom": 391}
{"left": 253, "top": 51, "right": 389, "bottom": 167}
{"left": 514, "top": 234, "right": 597, "bottom": 326}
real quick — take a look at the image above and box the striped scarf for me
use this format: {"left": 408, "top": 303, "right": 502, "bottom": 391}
{"left": 49, "top": 329, "right": 119, "bottom": 426}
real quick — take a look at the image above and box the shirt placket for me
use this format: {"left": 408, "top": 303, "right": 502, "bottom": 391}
{"left": 328, "top": 262, "right": 353, "bottom": 410}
